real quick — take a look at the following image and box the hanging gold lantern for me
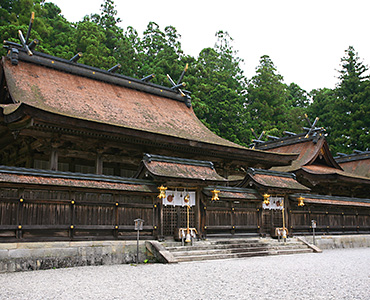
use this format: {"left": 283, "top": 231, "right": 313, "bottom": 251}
{"left": 157, "top": 185, "right": 167, "bottom": 199}
{"left": 263, "top": 193, "right": 270, "bottom": 205}
{"left": 211, "top": 189, "right": 220, "bottom": 201}
{"left": 298, "top": 196, "right": 305, "bottom": 206}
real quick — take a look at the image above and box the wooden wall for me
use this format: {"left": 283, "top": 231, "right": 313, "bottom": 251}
{"left": 2, "top": 184, "right": 370, "bottom": 242}
{"left": 0, "top": 185, "right": 157, "bottom": 242}
{"left": 204, "top": 199, "right": 260, "bottom": 237}
{"left": 289, "top": 202, "right": 370, "bottom": 235}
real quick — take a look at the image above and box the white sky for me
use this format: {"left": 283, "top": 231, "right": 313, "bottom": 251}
{"left": 51, "top": 0, "right": 370, "bottom": 92}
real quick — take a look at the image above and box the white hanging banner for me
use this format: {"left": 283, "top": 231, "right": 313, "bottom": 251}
{"left": 163, "top": 190, "right": 195, "bottom": 207}
{"left": 262, "top": 196, "right": 284, "bottom": 210}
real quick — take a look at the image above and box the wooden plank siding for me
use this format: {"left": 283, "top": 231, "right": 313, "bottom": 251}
{"left": 204, "top": 200, "right": 260, "bottom": 237}
{"left": 0, "top": 186, "right": 157, "bottom": 242}
{"left": 289, "top": 202, "right": 370, "bottom": 235}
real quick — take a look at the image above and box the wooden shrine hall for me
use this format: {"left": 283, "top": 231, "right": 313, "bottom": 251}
{"left": 0, "top": 40, "right": 369, "bottom": 243}
{"left": 256, "top": 128, "right": 370, "bottom": 235}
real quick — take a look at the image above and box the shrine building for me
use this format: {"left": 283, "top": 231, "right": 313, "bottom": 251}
{"left": 0, "top": 39, "right": 369, "bottom": 243}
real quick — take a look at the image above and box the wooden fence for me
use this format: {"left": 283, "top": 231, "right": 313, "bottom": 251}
{"left": 0, "top": 186, "right": 157, "bottom": 242}
{"left": 289, "top": 203, "right": 370, "bottom": 235}
{"left": 204, "top": 199, "right": 260, "bottom": 237}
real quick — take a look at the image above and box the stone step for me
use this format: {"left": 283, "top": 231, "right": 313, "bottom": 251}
{"left": 166, "top": 242, "right": 265, "bottom": 252}
{"left": 271, "top": 248, "right": 314, "bottom": 255}
{"left": 209, "top": 239, "right": 261, "bottom": 245}
{"left": 176, "top": 250, "right": 270, "bottom": 262}
{"left": 171, "top": 244, "right": 311, "bottom": 257}
{"left": 160, "top": 237, "right": 316, "bottom": 263}
{"left": 175, "top": 247, "right": 314, "bottom": 262}
{"left": 167, "top": 241, "right": 308, "bottom": 253}
{"left": 171, "top": 246, "right": 270, "bottom": 258}
{"left": 267, "top": 245, "right": 311, "bottom": 251}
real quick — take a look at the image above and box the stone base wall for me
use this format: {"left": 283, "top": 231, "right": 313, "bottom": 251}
{"left": 303, "top": 234, "right": 370, "bottom": 249}
{"left": 0, "top": 240, "right": 156, "bottom": 273}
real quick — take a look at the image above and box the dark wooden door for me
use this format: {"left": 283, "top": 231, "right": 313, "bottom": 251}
{"left": 162, "top": 206, "right": 195, "bottom": 237}
{"left": 262, "top": 209, "right": 283, "bottom": 235}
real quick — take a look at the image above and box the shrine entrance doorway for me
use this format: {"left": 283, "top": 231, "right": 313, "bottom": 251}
{"left": 261, "top": 196, "right": 284, "bottom": 235}
{"left": 161, "top": 189, "right": 196, "bottom": 237}
{"left": 162, "top": 206, "right": 195, "bottom": 236}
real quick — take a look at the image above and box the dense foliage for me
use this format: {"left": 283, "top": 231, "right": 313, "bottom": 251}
{"left": 1, "top": 0, "right": 369, "bottom": 153}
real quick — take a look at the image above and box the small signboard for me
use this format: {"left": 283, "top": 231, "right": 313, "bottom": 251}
{"left": 311, "top": 220, "right": 317, "bottom": 229}
{"left": 134, "top": 218, "right": 144, "bottom": 231}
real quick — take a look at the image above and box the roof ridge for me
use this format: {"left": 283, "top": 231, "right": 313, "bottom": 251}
{"left": 204, "top": 185, "right": 260, "bottom": 194}
{"left": 335, "top": 151, "right": 370, "bottom": 163}
{"left": 4, "top": 43, "right": 191, "bottom": 107}
{"left": 256, "top": 133, "right": 325, "bottom": 150}
{"left": 143, "top": 153, "right": 214, "bottom": 169}
{"left": 247, "top": 167, "right": 296, "bottom": 179}
{"left": 0, "top": 165, "right": 155, "bottom": 185}
{"left": 291, "top": 193, "right": 370, "bottom": 203}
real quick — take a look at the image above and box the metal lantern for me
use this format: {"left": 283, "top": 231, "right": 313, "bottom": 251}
{"left": 263, "top": 193, "right": 270, "bottom": 205}
{"left": 157, "top": 185, "right": 167, "bottom": 199}
{"left": 298, "top": 196, "right": 305, "bottom": 206}
{"left": 211, "top": 189, "right": 220, "bottom": 201}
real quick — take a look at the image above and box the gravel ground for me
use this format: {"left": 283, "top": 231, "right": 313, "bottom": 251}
{"left": 0, "top": 248, "right": 369, "bottom": 300}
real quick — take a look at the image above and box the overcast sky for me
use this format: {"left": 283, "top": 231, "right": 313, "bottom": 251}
{"left": 51, "top": 0, "right": 370, "bottom": 92}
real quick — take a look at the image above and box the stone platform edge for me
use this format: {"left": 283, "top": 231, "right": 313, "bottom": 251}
{"left": 300, "top": 234, "right": 370, "bottom": 249}
{"left": 0, "top": 240, "right": 156, "bottom": 273}
{"left": 1, "top": 235, "right": 369, "bottom": 273}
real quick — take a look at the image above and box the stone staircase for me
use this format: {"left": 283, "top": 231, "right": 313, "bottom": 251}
{"left": 161, "top": 237, "right": 317, "bottom": 263}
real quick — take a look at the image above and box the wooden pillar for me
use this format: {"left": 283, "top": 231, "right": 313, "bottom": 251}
{"left": 159, "top": 195, "right": 164, "bottom": 239}
{"left": 195, "top": 188, "right": 202, "bottom": 236}
{"left": 50, "top": 146, "right": 58, "bottom": 171}
{"left": 200, "top": 196, "right": 207, "bottom": 239}
{"left": 153, "top": 196, "right": 160, "bottom": 238}
{"left": 25, "top": 138, "right": 33, "bottom": 168}
{"left": 284, "top": 194, "right": 290, "bottom": 235}
{"left": 258, "top": 206, "right": 262, "bottom": 236}
{"left": 231, "top": 203, "right": 235, "bottom": 235}
{"left": 70, "top": 197, "right": 75, "bottom": 239}
{"left": 96, "top": 151, "right": 103, "bottom": 175}
{"left": 17, "top": 188, "right": 24, "bottom": 239}
{"left": 114, "top": 194, "right": 119, "bottom": 238}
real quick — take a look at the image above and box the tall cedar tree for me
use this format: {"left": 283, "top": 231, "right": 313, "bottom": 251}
{"left": 247, "top": 55, "right": 289, "bottom": 138}
{"left": 308, "top": 46, "right": 370, "bottom": 154}
{"left": 190, "top": 31, "right": 251, "bottom": 146}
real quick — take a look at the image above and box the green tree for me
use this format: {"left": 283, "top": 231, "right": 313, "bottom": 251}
{"left": 137, "top": 22, "right": 184, "bottom": 86}
{"left": 190, "top": 31, "right": 251, "bottom": 145}
{"left": 287, "top": 82, "right": 310, "bottom": 108}
{"left": 308, "top": 46, "right": 370, "bottom": 154}
{"left": 247, "top": 55, "right": 291, "bottom": 137}
{"left": 307, "top": 87, "right": 336, "bottom": 136}
{"left": 75, "top": 20, "right": 116, "bottom": 69}
{"left": 333, "top": 46, "right": 370, "bottom": 152}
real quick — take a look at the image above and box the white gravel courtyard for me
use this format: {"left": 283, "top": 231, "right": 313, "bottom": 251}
{"left": 0, "top": 248, "right": 369, "bottom": 300}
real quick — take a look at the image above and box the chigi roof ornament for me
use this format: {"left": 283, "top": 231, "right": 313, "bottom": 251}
{"left": 4, "top": 12, "right": 39, "bottom": 65}
{"left": 303, "top": 114, "right": 325, "bottom": 141}
{"left": 18, "top": 12, "right": 35, "bottom": 56}
{"left": 167, "top": 63, "right": 192, "bottom": 107}
{"left": 249, "top": 128, "right": 265, "bottom": 148}
{"left": 70, "top": 52, "right": 82, "bottom": 63}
